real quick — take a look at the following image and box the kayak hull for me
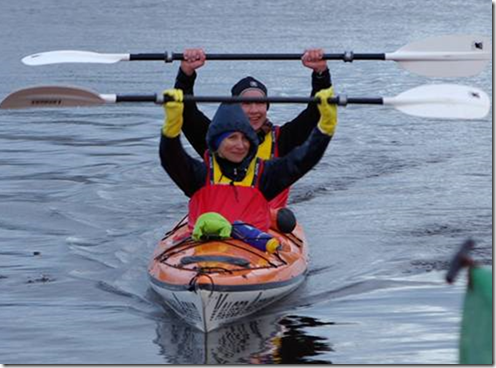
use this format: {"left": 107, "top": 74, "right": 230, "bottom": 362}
{"left": 150, "top": 274, "right": 305, "bottom": 332}
{"left": 148, "top": 217, "right": 308, "bottom": 332}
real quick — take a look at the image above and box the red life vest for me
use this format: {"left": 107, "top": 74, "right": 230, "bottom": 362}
{"left": 188, "top": 152, "right": 271, "bottom": 232}
{"left": 258, "top": 126, "right": 289, "bottom": 209}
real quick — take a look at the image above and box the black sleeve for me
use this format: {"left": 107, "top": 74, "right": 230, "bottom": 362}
{"left": 259, "top": 128, "right": 332, "bottom": 200}
{"left": 276, "top": 68, "right": 332, "bottom": 156}
{"left": 174, "top": 68, "right": 211, "bottom": 157}
{"left": 159, "top": 133, "right": 207, "bottom": 198}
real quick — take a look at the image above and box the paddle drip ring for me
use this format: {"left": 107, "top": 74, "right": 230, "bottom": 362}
{"left": 343, "top": 51, "right": 354, "bottom": 62}
{"left": 164, "top": 51, "right": 174, "bottom": 63}
{"left": 337, "top": 95, "right": 348, "bottom": 106}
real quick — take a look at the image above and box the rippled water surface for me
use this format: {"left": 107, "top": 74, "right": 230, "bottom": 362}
{"left": 0, "top": 0, "right": 492, "bottom": 364}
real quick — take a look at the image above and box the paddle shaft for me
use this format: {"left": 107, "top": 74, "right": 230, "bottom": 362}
{"left": 1, "top": 85, "right": 489, "bottom": 120}
{"left": 130, "top": 52, "right": 386, "bottom": 62}
{"left": 112, "top": 94, "right": 384, "bottom": 105}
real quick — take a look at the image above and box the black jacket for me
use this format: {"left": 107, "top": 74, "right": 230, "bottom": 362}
{"left": 174, "top": 68, "right": 332, "bottom": 158}
{"left": 160, "top": 128, "right": 332, "bottom": 201}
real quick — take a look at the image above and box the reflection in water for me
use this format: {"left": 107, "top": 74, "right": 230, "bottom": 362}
{"left": 154, "top": 311, "right": 334, "bottom": 364}
{"left": 265, "top": 315, "right": 334, "bottom": 364}
{"left": 155, "top": 313, "right": 280, "bottom": 364}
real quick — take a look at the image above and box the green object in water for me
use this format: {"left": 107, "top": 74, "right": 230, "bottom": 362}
{"left": 460, "top": 267, "right": 493, "bottom": 364}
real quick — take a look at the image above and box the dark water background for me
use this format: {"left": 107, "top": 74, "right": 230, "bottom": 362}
{"left": 0, "top": 0, "right": 492, "bottom": 364}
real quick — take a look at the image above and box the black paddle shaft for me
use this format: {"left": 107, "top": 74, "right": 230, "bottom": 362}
{"left": 128, "top": 52, "right": 386, "bottom": 63}
{"left": 115, "top": 94, "right": 384, "bottom": 106}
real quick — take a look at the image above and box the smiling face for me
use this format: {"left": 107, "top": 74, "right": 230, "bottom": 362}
{"left": 217, "top": 131, "right": 251, "bottom": 163}
{"left": 239, "top": 89, "right": 268, "bottom": 131}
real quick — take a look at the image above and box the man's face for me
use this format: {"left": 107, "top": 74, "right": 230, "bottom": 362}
{"left": 240, "top": 90, "right": 268, "bottom": 131}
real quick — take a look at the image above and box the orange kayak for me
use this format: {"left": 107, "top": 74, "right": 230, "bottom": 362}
{"left": 148, "top": 216, "right": 308, "bottom": 332}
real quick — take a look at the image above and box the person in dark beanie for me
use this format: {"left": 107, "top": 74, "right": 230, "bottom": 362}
{"left": 159, "top": 86, "right": 337, "bottom": 233}
{"left": 173, "top": 48, "right": 332, "bottom": 209}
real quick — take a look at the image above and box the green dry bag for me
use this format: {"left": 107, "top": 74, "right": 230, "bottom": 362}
{"left": 192, "top": 212, "right": 232, "bottom": 241}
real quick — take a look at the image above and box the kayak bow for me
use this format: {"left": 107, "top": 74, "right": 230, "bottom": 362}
{"left": 148, "top": 217, "right": 308, "bottom": 332}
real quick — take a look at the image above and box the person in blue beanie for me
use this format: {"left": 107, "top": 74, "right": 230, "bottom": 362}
{"left": 159, "top": 86, "right": 337, "bottom": 233}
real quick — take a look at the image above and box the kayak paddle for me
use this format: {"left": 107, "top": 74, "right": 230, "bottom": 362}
{"left": 0, "top": 84, "right": 490, "bottom": 120}
{"left": 21, "top": 35, "right": 491, "bottom": 77}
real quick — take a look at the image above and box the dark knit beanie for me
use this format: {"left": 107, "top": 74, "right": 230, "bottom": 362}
{"left": 231, "top": 76, "right": 268, "bottom": 97}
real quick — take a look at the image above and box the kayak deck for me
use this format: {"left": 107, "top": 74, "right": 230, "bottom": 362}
{"left": 148, "top": 216, "right": 308, "bottom": 331}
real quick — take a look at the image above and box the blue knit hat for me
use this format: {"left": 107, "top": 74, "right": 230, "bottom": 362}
{"left": 206, "top": 103, "right": 258, "bottom": 158}
{"left": 212, "top": 131, "right": 234, "bottom": 151}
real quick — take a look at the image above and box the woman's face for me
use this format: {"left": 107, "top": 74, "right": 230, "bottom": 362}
{"left": 217, "top": 132, "right": 250, "bottom": 163}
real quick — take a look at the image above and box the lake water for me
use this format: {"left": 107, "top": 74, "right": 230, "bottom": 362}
{"left": 0, "top": 0, "right": 492, "bottom": 364}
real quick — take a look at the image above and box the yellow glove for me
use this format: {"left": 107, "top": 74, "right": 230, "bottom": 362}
{"left": 162, "top": 89, "right": 184, "bottom": 138}
{"left": 316, "top": 87, "right": 338, "bottom": 136}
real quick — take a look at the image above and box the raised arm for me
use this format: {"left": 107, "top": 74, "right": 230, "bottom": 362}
{"left": 160, "top": 89, "right": 206, "bottom": 197}
{"left": 173, "top": 49, "right": 211, "bottom": 157}
{"left": 277, "top": 49, "right": 332, "bottom": 156}
{"left": 259, "top": 87, "right": 337, "bottom": 200}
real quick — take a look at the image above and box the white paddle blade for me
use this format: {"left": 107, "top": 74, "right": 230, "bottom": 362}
{"left": 21, "top": 50, "right": 130, "bottom": 66}
{"left": 384, "top": 84, "right": 490, "bottom": 120}
{"left": 0, "top": 86, "right": 106, "bottom": 109}
{"left": 387, "top": 35, "right": 491, "bottom": 77}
